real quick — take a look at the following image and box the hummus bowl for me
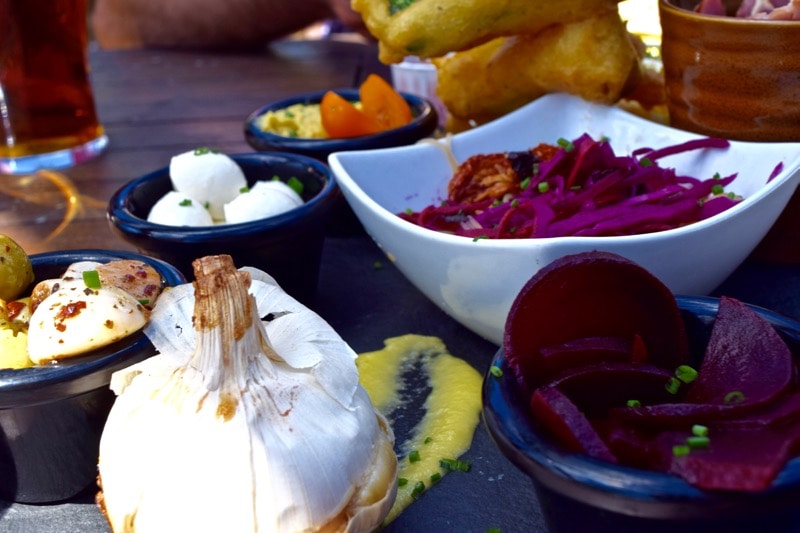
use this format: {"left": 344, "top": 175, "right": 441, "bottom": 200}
{"left": 329, "top": 93, "right": 800, "bottom": 345}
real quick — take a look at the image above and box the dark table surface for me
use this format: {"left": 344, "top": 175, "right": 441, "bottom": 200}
{"left": 1, "top": 37, "right": 799, "bottom": 533}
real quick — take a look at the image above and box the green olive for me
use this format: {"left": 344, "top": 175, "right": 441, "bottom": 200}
{"left": 0, "top": 235, "right": 34, "bottom": 302}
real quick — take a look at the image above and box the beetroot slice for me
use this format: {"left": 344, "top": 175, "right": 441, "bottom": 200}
{"left": 545, "top": 362, "right": 674, "bottom": 419}
{"left": 504, "top": 251, "right": 689, "bottom": 390}
{"left": 686, "top": 296, "right": 794, "bottom": 406}
{"left": 530, "top": 386, "right": 617, "bottom": 463}
{"left": 663, "top": 427, "right": 800, "bottom": 492}
{"left": 538, "top": 336, "right": 636, "bottom": 375}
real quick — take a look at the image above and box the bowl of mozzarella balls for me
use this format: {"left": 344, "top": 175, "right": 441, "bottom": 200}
{"left": 107, "top": 149, "right": 337, "bottom": 303}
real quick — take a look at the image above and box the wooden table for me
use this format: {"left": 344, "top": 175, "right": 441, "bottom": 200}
{"left": 3, "top": 38, "right": 800, "bottom": 533}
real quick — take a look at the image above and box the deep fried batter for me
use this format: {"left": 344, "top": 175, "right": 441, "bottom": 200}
{"left": 352, "top": 0, "right": 622, "bottom": 64}
{"left": 433, "top": 10, "right": 640, "bottom": 127}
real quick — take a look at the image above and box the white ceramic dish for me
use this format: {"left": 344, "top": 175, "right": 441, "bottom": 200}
{"left": 328, "top": 93, "right": 800, "bottom": 346}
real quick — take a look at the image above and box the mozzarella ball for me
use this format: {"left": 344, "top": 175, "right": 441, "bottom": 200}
{"left": 222, "top": 180, "right": 304, "bottom": 224}
{"left": 169, "top": 149, "right": 247, "bottom": 220}
{"left": 147, "top": 191, "right": 214, "bottom": 226}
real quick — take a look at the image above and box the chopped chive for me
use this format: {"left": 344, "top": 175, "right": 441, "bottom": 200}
{"left": 397, "top": 478, "right": 408, "bottom": 487}
{"left": 692, "top": 424, "right": 708, "bottom": 437}
{"left": 424, "top": 436, "right": 433, "bottom": 445}
{"left": 673, "top": 444, "right": 690, "bottom": 456}
{"left": 405, "top": 207, "right": 414, "bottom": 215}
{"left": 537, "top": 181, "right": 550, "bottom": 193}
{"left": 639, "top": 157, "right": 653, "bottom": 167}
{"left": 626, "top": 399, "right": 641, "bottom": 408}
{"left": 430, "top": 472, "right": 442, "bottom": 483}
{"left": 82, "top": 270, "right": 102, "bottom": 289}
{"left": 408, "top": 450, "right": 421, "bottom": 463}
{"left": 511, "top": 199, "right": 519, "bottom": 207}
{"left": 665, "top": 376, "right": 681, "bottom": 395}
{"left": 711, "top": 184, "right": 725, "bottom": 195}
{"left": 411, "top": 481, "right": 425, "bottom": 499}
{"left": 472, "top": 235, "right": 488, "bottom": 242}
{"left": 687, "top": 435, "right": 710, "bottom": 449}
{"left": 179, "top": 198, "right": 193, "bottom": 206}
{"left": 287, "top": 176, "right": 304, "bottom": 196}
{"left": 439, "top": 458, "right": 471, "bottom": 472}
{"left": 489, "top": 365, "right": 503, "bottom": 378}
{"left": 239, "top": 186, "right": 250, "bottom": 193}
{"left": 675, "top": 365, "right": 698, "bottom": 384}
{"left": 520, "top": 177, "right": 531, "bottom": 190}
{"left": 138, "top": 299, "right": 150, "bottom": 305}
{"left": 193, "top": 146, "right": 218, "bottom": 155}
{"left": 557, "top": 138, "right": 575, "bottom": 152}
{"left": 724, "top": 390, "right": 745, "bottom": 404}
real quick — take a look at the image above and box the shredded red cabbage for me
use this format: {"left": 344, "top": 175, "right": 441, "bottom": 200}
{"left": 399, "top": 134, "right": 742, "bottom": 239}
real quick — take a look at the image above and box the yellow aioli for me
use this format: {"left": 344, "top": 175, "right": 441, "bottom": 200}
{"left": 357, "top": 334, "right": 483, "bottom": 523}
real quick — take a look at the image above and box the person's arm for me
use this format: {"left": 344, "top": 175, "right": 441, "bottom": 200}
{"left": 91, "top": 0, "right": 339, "bottom": 49}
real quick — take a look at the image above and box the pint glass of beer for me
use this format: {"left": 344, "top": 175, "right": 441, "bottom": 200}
{"left": 0, "top": 0, "right": 108, "bottom": 174}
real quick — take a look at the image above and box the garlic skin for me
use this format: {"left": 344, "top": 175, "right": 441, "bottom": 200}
{"left": 97, "top": 255, "right": 397, "bottom": 532}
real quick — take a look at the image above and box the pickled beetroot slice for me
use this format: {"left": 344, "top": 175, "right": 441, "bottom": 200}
{"left": 686, "top": 296, "right": 793, "bottom": 406}
{"left": 503, "top": 251, "right": 689, "bottom": 390}
{"left": 612, "top": 296, "right": 795, "bottom": 429}
{"left": 530, "top": 386, "right": 617, "bottom": 463}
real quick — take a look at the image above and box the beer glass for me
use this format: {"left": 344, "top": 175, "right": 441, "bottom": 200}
{"left": 0, "top": 0, "right": 108, "bottom": 174}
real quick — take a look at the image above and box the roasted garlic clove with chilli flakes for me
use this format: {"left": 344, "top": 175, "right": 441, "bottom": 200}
{"left": 97, "top": 255, "right": 397, "bottom": 532}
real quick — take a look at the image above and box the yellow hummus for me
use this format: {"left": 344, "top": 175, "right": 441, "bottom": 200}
{"left": 357, "top": 334, "right": 483, "bottom": 523}
{"left": 256, "top": 103, "right": 327, "bottom": 138}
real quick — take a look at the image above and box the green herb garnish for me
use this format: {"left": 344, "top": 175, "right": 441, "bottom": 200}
{"left": 675, "top": 365, "right": 698, "bottom": 384}
{"left": 82, "top": 270, "right": 102, "bottom": 289}
{"left": 489, "top": 365, "right": 503, "bottom": 378}
{"left": 411, "top": 481, "right": 425, "bottom": 499}
{"left": 408, "top": 450, "right": 421, "bottom": 463}
{"left": 439, "top": 458, "right": 471, "bottom": 472}
{"left": 179, "top": 198, "right": 193, "bottom": 207}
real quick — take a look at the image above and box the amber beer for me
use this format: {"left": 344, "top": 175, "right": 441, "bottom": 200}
{"left": 0, "top": 0, "right": 106, "bottom": 173}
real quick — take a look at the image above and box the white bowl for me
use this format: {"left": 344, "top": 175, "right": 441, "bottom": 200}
{"left": 328, "top": 93, "right": 800, "bottom": 345}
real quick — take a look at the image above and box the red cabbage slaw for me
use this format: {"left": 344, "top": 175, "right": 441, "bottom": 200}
{"left": 398, "top": 134, "right": 743, "bottom": 240}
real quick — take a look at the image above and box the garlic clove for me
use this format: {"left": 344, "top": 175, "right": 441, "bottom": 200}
{"left": 98, "top": 255, "right": 397, "bottom": 532}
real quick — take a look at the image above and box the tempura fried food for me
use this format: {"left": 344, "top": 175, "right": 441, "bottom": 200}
{"left": 352, "top": 0, "right": 623, "bottom": 63}
{"left": 434, "top": 11, "right": 640, "bottom": 127}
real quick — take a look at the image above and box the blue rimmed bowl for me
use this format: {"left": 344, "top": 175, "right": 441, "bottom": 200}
{"left": 107, "top": 152, "right": 337, "bottom": 303}
{"left": 0, "top": 249, "right": 184, "bottom": 503}
{"left": 483, "top": 295, "right": 800, "bottom": 533}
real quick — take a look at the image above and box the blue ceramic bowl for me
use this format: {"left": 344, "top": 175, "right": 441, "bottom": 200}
{"left": 243, "top": 89, "right": 439, "bottom": 161}
{"left": 107, "top": 152, "right": 337, "bottom": 303}
{"left": 244, "top": 90, "right": 438, "bottom": 235}
{"left": 483, "top": 295, "right": 800, "bottom": 533}
{"left": 0, "top": 249, "right": 185, "bottom": 503}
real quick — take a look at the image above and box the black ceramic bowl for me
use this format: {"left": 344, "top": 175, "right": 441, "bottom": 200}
{"left": 243, "top": 89, "right": 439, "bottom": 161}
{"left": 0, "top": 249, "right": 185, "bottom": 503}
{"left": 107, "top": 152, "right": 337, "bottom": 303}
{"left": 483, "top": 296, "right": 800, "bottom": 533}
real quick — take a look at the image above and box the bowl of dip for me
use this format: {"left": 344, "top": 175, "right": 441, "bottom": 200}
{"left": 0, "top": 249, "right": 184, "bottom": 503}
{"left": 243, "top": 88, "right": 439, "bottom": 162}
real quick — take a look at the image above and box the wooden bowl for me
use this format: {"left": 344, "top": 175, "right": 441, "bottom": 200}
{"left": 659, "top": 0, "right": 800, "bottom": 142}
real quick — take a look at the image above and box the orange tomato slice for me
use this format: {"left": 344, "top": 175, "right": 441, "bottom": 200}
{"left": 359, "top": 73, "right": 412, "bottom": 131}
{"left": 320, "top": 90, "right": 380, "bottom": 138}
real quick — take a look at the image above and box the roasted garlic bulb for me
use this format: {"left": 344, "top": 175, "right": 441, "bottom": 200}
{"left": 97, "top": 255, "right": 397, "bottom": 532}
